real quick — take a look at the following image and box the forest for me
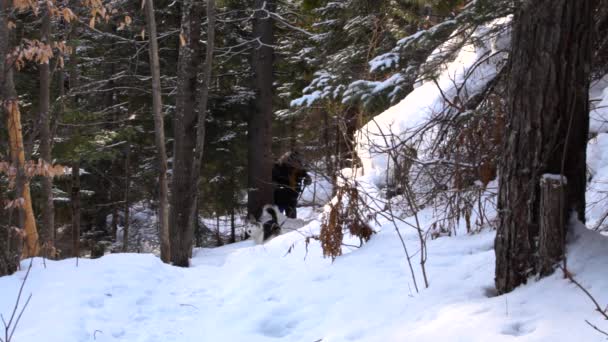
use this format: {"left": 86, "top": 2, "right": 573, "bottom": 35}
{"left": 1, "top": 0, "right": 608, "bottom": 341}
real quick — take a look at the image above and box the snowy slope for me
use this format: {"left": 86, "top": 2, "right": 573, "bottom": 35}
{"left": 355, "top": 18, "right": 510, "bottom": 186}
{"left": 1, "top": 210, "right": 608, "bottom": 342}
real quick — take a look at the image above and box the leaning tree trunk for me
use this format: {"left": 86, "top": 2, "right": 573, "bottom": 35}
{"left": 0, "top": 0, "right": 22, "bottom": 275}
{"left": 144, "top": 0, "right": 171, "bottom": 263}
{"left": 495, "top": 0, "right": 594, "bottom": 294}
{"left": 39, "top": 9, "right": 55, "bottom": 258}
{"left": 247, "top": 0, "right": 275, "bottom": 219}
{"left": 2, "top": 9, "right": 39, "bottom": 258}
{"left": 169, "top": 0, "right": 201, "bottom": 266}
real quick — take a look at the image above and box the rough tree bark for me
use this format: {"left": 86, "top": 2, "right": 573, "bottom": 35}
{"left": 2, "top": 0, "right": 39, "bottom": 257}
{"left": 144, "top": 0, "right": 171, "bottom": 263}
{"left": 0, "top": 0, "right": 22, "bottom": 275}
{"left": 247, "top": 0, "right": 275, "bottom": 219}
{"left": 538, "top": 175, "right": 567, "bottom": 276}
{"left": 170, "top": 0, "right": 202, "bottom": 266}
{"left": 187, "top": 0, "right": 215, "bottom": 253}
{"left": 39, "top": 8, "right": 55, "bottom": 258}
{"left": 495, "top": 0, "right": 594, "bottom": 294}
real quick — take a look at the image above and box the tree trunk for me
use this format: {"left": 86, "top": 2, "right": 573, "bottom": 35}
{"left": 0, "top": 0, "right": 23, "bottom": 274}
{"left": 187, "top": 0, "right": 215, "bottom": 255}
{"left": 230, "top": 208, "right": 235, "bottom": 243}
{"left": 1, "top": 0, "right": 38, "bottom": 256}
{"left": 495, "top": 0, "right": 594, "bottom": 294}
{"left": 71, "top": 161, "right": 81, "bottom": 257}
{"left": 247, "top": 0, "right": 275, "bottom": 219}
{"left": 39, "top": 9, "right": 55, "bottom": 258}
{"left": 6, "top": 92, "right": 39, "bottom": 257}
{"left": 144, "top": 0, "right": 171, "bottom": 263}
{"left": 170, "top": 0, "right": 202, "bottom": 266}
{"left": 123, "top": 144, "right": 131, "bottom": 252}
{"left": 337, "top": 106, "right": 358, "bottom": 168}
{"left": 538, "top": 175, "right": 567, "bottom": 276}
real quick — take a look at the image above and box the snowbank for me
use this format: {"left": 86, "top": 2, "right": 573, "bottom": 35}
{"left": 590, "top": 75, "right": 608, "bottom": 134}
{"left": 299, "top": 171, "right": 334, "bottom": 206}
{"left": 586, "top": 133, "right": 608, "bottom": 229}
{"left": 355, "top": 18, "right": 511, "bottom": 186}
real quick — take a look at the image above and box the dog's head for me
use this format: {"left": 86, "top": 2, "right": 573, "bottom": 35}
{"left": 244, "top": 214, "right": 259, "bottom": 235}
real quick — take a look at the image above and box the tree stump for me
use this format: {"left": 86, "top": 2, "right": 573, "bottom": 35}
{"left": 538, "top": 174, "right": 567, "bottom": 276}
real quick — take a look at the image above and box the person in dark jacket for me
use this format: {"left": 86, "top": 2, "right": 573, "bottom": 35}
{"left": 272, "top": 151, "right": 311, "bottom": 218}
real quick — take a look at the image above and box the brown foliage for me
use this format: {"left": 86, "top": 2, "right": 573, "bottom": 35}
{"left": 319, "top": 185, "right": 374, "bottom": 260}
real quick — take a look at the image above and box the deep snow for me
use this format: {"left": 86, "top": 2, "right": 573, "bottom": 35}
{"left": 2, "top": 208, "right": 608, "bottom": 341}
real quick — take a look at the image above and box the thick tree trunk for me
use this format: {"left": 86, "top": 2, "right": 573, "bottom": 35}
{"left": 495, "top": 0, "right": 594, "bottom": 294}
{"left": 247, "top": 0, "right": 275, "bottom": 219}
{"left": 170, "top": 0, "right": 202, "bottom": 266}
{"left": 0, "top": 0, "right": 22, "bottom": 274}
{"left": 39, "top": 9, "right": 55, "bottom": 258}
{"left": 1, "top": 0, "right": 38, "bottom": 257}
{"left": 6, "top": 96, "right": 39, "bottom": 258}
{"left": 144, "top": 0, "right": 171, "bottom": 263}
{"left": 71, "top": 161, "right": 81, "bottom": 257}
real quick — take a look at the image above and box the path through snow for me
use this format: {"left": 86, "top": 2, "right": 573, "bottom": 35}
{"left": 2, "top": 211, "right": 608, "bottom": 341}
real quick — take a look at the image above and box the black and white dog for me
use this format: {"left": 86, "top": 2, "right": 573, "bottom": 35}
{"left": 246, "top": 204, "right": 309, "bottom": 244}
{"left": 247, "top": 205, "right": 282, "bottom": 244}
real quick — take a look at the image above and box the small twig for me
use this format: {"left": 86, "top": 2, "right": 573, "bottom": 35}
{"left": 8, "top": 294, "right": 31, "bottom": 342}
{"left": 93, "top": 330, "right": 103, "bottom": 340}
{"left": 2, "top": 257, "right": 34, "bottom": 342}
{"left": 561, "top": 266, "right": 608, "bottom": 320}
{"left": 561, "top": 265, "right": 608, "bottom": 338}
{"left": 179, "top": 304, "right": 199, "bottom": 310}
{"left": 585, "top": 320, "right": 608, "bottom": 338}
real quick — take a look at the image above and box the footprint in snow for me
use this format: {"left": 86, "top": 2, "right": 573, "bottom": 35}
{"left": 257, "top": 307, "right": 300, "bottom": 338}
{"left": 500, "top": 321, "right": 536, "bottom": 337}
{"left": 87, "top": 297, "right": 105, "bottom": 309}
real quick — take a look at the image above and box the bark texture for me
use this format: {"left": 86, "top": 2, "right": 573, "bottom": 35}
{"left": 4, "top": 46, "right": 39, "bottom": 257}
{"left": 39, "top": 9, "right": 55, "bottom": 258}
{"left": 247, "top": 0, "right": 275, "bottom": 219}
{"left": 170, "top": 0, "right": 202, "bottom": 266}
{"left": 495, "top": 0, "right": 594, "bottom": 294}
{"left": 0, "top": 0, "right": 21, "bottom": 275}
{"left": 144, "top": 0, "right": 171, "bottom": 263}
{"left": 187, "top": 0, "right": 215, "bottom": 251}
{"left": 538, "top": 176, "right": 567, "bottom": 276}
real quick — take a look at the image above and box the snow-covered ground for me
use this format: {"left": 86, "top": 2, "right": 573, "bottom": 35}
{"left": 2, "top": 207, "right": 608, "bottom": 341}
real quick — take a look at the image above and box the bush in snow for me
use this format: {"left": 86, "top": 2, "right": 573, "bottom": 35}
{"left": 320, "top": 184, "right": 374, "bottom": 260}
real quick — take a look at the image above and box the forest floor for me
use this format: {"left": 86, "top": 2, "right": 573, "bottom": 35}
{"left": 1, "top": 205, "right": 608, "bottom": 341}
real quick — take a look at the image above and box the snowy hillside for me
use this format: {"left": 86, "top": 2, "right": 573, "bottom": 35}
{"left": 2, "top": 206, "right": 608, "bottom": 341}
